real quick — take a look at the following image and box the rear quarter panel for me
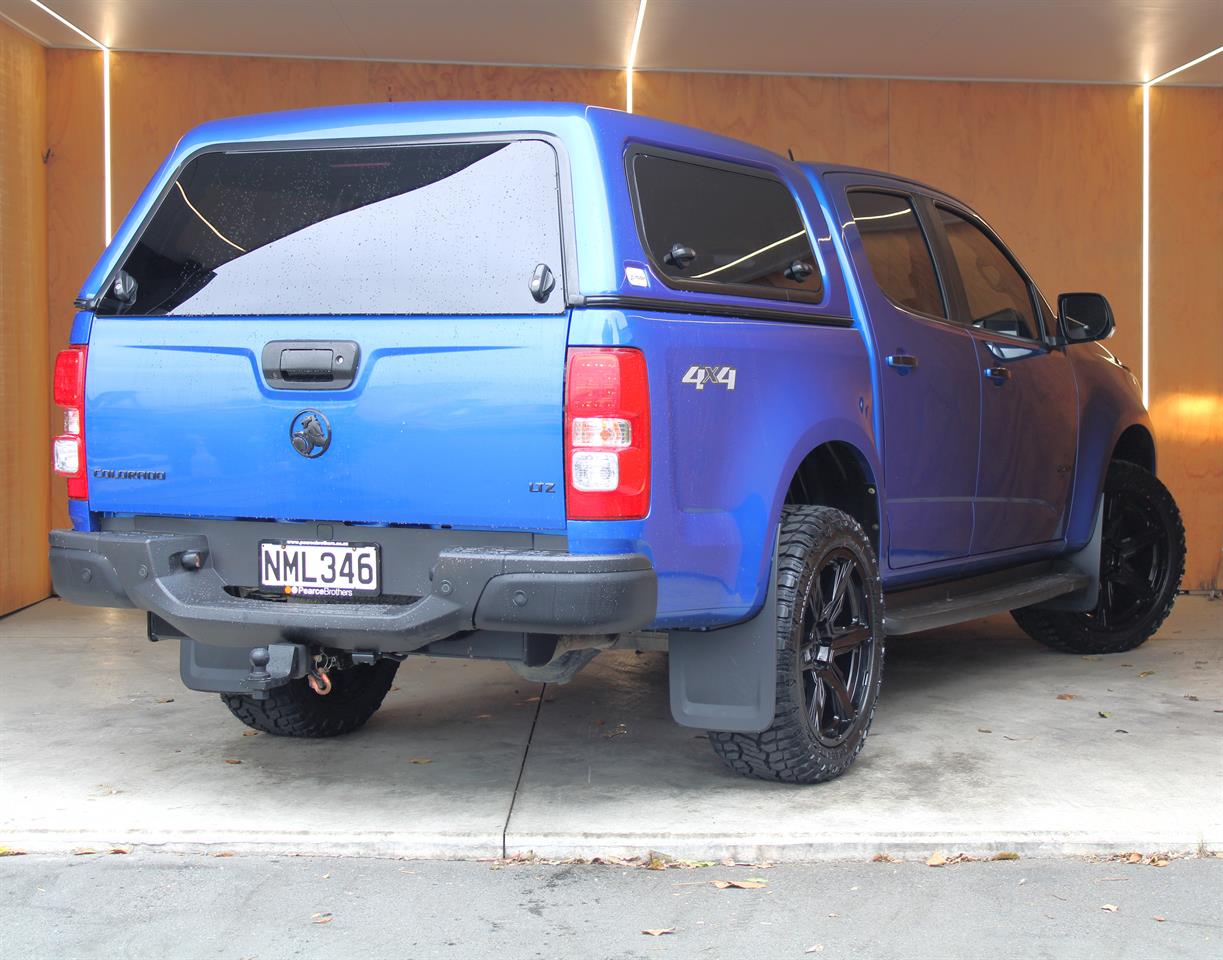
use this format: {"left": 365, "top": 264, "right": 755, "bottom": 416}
{"left": 566, "top": 308, "right": 877, "bottom": 628}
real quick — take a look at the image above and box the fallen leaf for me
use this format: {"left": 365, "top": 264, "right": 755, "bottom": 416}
{"left": 242, "top": 730, "right": 259, "bottom": 737}
{"left": 1115, "top": 729, "right": 1129, "bottom": 734}
{"left": 311, "top": 912, "right": 333, "bottom": 925}
{"left": 407, "top": 758, "right": 433, "bottom": 765}
{"left": 992, "top": 851, "right": 1020, "bottom": 861}
{"left": 872, "top": 853, "right": 899, "bottom": 863}
{"left": 647, "top": 853, "right": 670, "bottom": 871}
{"left": 711, "top": 879, "right": 766, "bottom": 889}
{"left": 213, "top": 851, "right": 235, "bottom": 858}
{"left": 1183, "top": 695, "right": 1199, "bottom": 701}
{"left": 926, "top": 852, "right": 947, "bottom": 867}
{"left": 1153, "top": 916, "right": 1166, "bottom": 923}
{"left": 978, "top": 728, "right": 992, "bottom": 734}
{"left": 1151, "top": 858, "right": 1169, "bottom": 868}
{"left": 805, "top": 945, "right": 825, "bottom": 953}
{"left": 1102, "top": 904, "right": 1119, "bottom": 912}
{"left": 223, "top": 758, "right": 242, "bottom": 765}
{"left": 642, "top": 928, "right": 675, "bottom": 937}
{"left": 0, "top": 846, "right": 27, "bottom": 857}
{"left": 1138, "top": 671, "right": 1155, "bottom": 679}
{"left": 72, "top": 848, "right": 98, "bottom": 856}
{"left": 109, "top": 847, "right": 131, "bottom": 855}
{"left": 155, "top": 697, "right": 174, "bottom": 704}
{"left": 1127, "top": 853, "right": 1143, "bottom": 863}
{"left": 1056, "top": 693, "right": 1077, "bottom": 701}
{"left": 1098, "top": 711, "right": 1112, "bottom": 719}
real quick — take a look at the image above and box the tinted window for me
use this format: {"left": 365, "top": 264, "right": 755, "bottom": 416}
{"left": 938, "top": 207, "right": 1038, "bottom": 339}
{"left": 98, "top": 140, "right": 564, "bottom": 316}
{"left": 847, "top": 191, "right": 944, "bottom": 318}
{"left": 632, "top": 153, "right": 821, "bottom": 301}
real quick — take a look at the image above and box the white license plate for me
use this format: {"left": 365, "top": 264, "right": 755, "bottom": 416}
{"left": 258, "top": 540, "right": 380, "bottom": 597}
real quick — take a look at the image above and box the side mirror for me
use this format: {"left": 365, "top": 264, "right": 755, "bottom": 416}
{"left": 1058, "top": 292, "right": 1114, "bottom": 343}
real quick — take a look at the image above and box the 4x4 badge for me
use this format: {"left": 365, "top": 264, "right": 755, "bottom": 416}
{"left": 682, "top": 365, "right": 737, "bottom": 391}
{"left": 290, "top": 410, "right": 331, "bottom": 458}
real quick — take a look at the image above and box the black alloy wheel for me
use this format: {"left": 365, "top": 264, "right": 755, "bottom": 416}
{"left": 1013, "top": 459, "right": 1184, "bottom": 655}
{"left": 799, "top": 548, "right": 877, "bottom": 748}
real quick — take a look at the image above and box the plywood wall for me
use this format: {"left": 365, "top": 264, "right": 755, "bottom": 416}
{"left": 33, "top": 51, "right": 1222, "bottom": 592}
{"left": 0, "top": 20, "right": 49, "bottom": 615}
{"left": 1149, "top": 86, "right": 1223, "bottom": 590}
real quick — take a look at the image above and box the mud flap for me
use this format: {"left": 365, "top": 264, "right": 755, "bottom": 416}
{"left": 668, "top": 533, "right": 779, "bottom": 733}
{"left": 1036, "top": 495, "right": 1103, "bottom": 613}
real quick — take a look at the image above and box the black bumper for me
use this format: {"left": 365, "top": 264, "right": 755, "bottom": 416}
{"left": 49, "top": 528, "right": 657, "bottom": 653}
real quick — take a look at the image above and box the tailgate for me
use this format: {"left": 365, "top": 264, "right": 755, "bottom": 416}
{"left": 85, "top": 315, "right": 569, "bottom": 530}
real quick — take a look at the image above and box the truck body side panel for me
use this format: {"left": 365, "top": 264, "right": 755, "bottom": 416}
{"left": 566, "top": 307, "right": 877, "bottom": 628}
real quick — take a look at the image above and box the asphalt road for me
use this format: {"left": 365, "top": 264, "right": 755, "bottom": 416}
{"left": 1, "top": 852, "right": 1219, "bottom": 959}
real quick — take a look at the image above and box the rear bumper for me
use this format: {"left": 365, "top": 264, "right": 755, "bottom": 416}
{"left": 49, "top": 527, "right": 657, "bottom": 653}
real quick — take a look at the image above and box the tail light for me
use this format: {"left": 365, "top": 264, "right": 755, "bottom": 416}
{"left": 52, "top": 346, "right": 88, "bottom": 499}
{"left": 564, "top": 347, "right": 650, "bottom": 520}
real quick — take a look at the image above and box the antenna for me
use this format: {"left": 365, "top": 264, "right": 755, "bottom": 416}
{"left": 787, "top": 148, "right": 795, "bottom": 162}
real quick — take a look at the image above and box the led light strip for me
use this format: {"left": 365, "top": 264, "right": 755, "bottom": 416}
{"left": 1141, "top": 44, "right": 1223, "bottom": 408}
{"left": 27, "top": 1, "right": 112, "bottom": 243}
{"left": 625, "top": 0, "right": 648, "bottom": 113}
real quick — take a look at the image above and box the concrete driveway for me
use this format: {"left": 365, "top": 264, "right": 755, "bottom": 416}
{"left": 1, "top": 596, "right": 1219, "bottom": 861}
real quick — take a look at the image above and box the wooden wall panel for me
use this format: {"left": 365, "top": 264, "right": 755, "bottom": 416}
{"left": 635, "top": 72, "right": 889, "bottom": 169}
{"left": 44, "top": 49, "right": 104, "bottom": 534}
{"left": 1149, "top": 86, "right": 1223, "bottom": 588}
{"left": 0, "top": 20, "right": 50, "bottom": 614}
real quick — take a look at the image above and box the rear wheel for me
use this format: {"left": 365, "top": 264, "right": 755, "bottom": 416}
{"left": 1013, "top": 460, "right": 1184, "bottom": 654}
{"left": 709, "top": 506, "right": 884, "bottom": 784}
{"left": 221, "top": 659, "right": 399, "bottom": 737}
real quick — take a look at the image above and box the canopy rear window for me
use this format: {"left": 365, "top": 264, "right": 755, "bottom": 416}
{"left": 97, "top": 139, "right": 565, "bottom": 317}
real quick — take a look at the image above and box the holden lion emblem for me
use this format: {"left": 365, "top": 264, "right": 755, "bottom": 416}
{"left": 290, "top": 410, "right": 331, "bottom": 459}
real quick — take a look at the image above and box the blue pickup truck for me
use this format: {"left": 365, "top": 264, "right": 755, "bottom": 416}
{"left": 49, "top": 102, "right": 1183, "bottom": 783}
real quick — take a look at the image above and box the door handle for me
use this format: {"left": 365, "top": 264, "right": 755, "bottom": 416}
{"left": 983, "top": 366, "right": 1012, "bottom": 383}
{"left": 261, "top": 340, "right": 360, "bottom": 390}
{"left": 886, "top": 353, "right": 919, "bottom": 370}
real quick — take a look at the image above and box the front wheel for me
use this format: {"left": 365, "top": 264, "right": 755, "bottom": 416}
{"left": 1013, "top": 460, "right": 1184, "bottom": 654}
{"left": 709, "top": 506, "right": 885, "bottom": 784}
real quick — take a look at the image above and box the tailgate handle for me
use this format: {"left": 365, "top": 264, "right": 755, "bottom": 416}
{"left": 261, "top": 340, "right": 359, "bottom": 390}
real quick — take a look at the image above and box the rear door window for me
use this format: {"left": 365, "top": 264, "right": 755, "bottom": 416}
{"left": 847, "top": 191, "right": 945, "bottom": 319}
{"left": 630, "top": 151, "right": 822, "bottom": 303}
{"left": 97, "top": 139, "right": 565, "bottom": 316}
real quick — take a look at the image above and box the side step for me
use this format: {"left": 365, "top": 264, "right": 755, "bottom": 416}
{"left": 883, "top": 562, "right": 1092, "bottom": 636}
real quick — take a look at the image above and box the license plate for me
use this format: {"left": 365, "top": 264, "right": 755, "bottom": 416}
{"left": 258, "top": 540, "right": 380, "bottom": 597}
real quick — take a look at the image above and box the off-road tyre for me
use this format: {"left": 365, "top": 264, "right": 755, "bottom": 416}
{"left": 221, "top": 659, "right": 400, "bottom": 737}
{"left": 709, "top": 506, "right": 885, "bottom": 784}
{"left": 1013, "top": 460, "right": 1184, "bottom": 655}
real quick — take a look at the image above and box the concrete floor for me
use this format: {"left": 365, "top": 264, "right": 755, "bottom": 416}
{"left": 1, "top": 596, "right": 1220, "bottom": 861}
{"left": 5, "top": 853, "right": 1221, "bottom": 960}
